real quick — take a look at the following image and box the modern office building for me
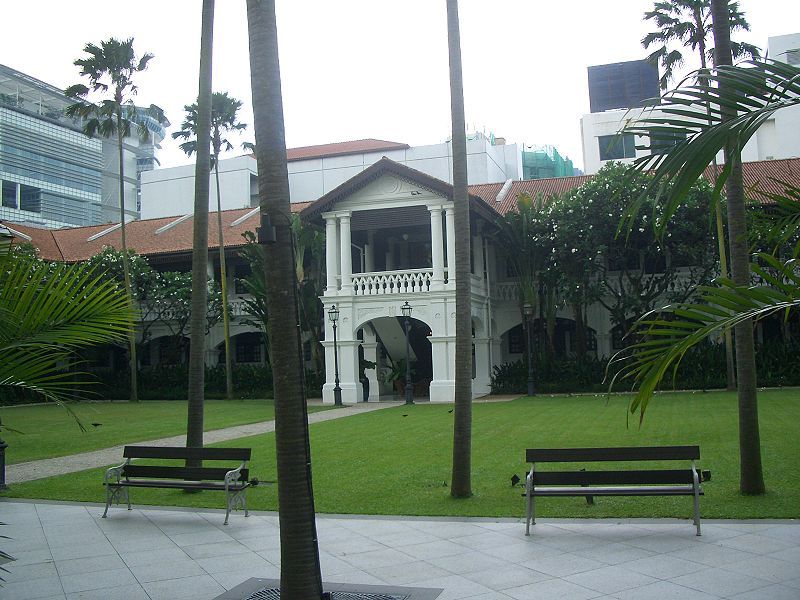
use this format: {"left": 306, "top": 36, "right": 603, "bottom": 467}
{"left": 0, "top": 64, "right": 167, "bottom": 228}
{"left": 580, "top": 35, "right": 800, "bottom": 174}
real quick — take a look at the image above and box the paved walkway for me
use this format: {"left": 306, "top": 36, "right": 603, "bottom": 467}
{"left": 2, "top": 500, "right": 799, "bottom": 600}
{"left": 6, "top": 401, "right": 401, "bottom": 485}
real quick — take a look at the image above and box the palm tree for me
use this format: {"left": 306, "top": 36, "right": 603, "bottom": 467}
{"left": 616, "top": 55, "right": 800, "bottom": 493}
{"left": 642, "top": 0, "right": 759, "bottom": 390}
{"left": 65, "top": 38, "right": 164, "bottom": 402}
{"left": 246, "top": 0, "right": 324, "bottom": 596}
{"left": 185, "top": 0, "right": 215, "bottom": 459}
{"left": 642, "top": 0, "right": 759, "bottom": 90}
{"left": 0, "top": 246, "right": 132, "bottom": 410}
{"left": 446, "top": 0, "right": 473, "bottom": 499}
{"left": 173, "top": 92, "right": 248, "bottom": 401}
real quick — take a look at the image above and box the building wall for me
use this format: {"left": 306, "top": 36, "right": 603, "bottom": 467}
{"left": 142, "top": 133, "right": 522, "bottom": 219}
{"left": 0, "top": 106, "right": 104, "bottom": 227}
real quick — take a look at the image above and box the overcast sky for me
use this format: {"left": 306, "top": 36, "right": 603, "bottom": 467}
{"left": 2, "top": 1, "right": 798, "bottom": 171}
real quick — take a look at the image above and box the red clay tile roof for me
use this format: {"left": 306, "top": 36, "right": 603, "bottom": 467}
{"left": 703, "top": 158, "right": 800, "bottom": 205}
{"left": 469, "top": 175, "right": 593, "bottom": 215}
{"left": 4, "top": 202, "right": 311, "bottom": 263}
{"left": 285, "top": 139, "right": 409, "bottom": 162}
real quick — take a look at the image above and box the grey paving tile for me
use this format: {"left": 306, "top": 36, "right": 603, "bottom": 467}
{"left": 429, "top": 549, "right": 509, "bottom": 575}
{"left": 623, "top": 533, "right": 699, "bottom": 554}
{"left": 719, "top": 555, "right": 800, "bottom": 583}
{"left": 65, "top": 583, "right": 150, "bottom": 600}
{"left": 666, "top": 542, "right": 756, "bottom": 567}
{"left": 399, "top": 539, "right": 471, "bottom": 561}
{"left": 324, "top": 535, "right": 387, "bottom": 557}
{"left": 48, "top": 540, "right": 116, "bottom": 562}
{"left": 409, "top": 521, "right": 489, "bottom": 539}
{"left": 378, "top": 529, "right": 442, "bottom": 547}
{"left": 340, "top": 547, "right": 418, "bottom": 570}
{"left": 716, "top": 532, "right": 795, "bottom": 555}
{"left": 769, "top": 545, "right": 800, "bottom": 563}
{"left": 142, "top": 574, "right": 227, "bottom": 600}
{"left": 458, "top": 593, "right": 515, "bottom": 600}
{"left": 612, "top": 579, "right": 722, "bottom": 600}
{"left": 2, "top": 559, "right": 59, "bottom": 583}
{"left": 728, "top": 583, "right": 800, "bottom": 600}
{"left": 565, "top": 565, "right": 658, "bottom": 595}
{"left": 0, "top": 575, "right": 64, "bottom": 600}
{"left": 210, "top": 564, "right": 281, "bottom": 590}
{"left": 452, "top": 531, "right": 521, "bottom": 551}
{"left": 757, "top": 524, "right": 800, "bottom": 543}
{"left": 504, "top": 577, "right": 602, "bottom": 600}
{"left": 129, "top": 557, "right": 206, "bottom": 583}
{"left": 481, "top": 539, "right": 565, "bottom": 562}
{"left": 462, "top": 564, "right": 552, "bottom": 590}
{"left": 408, "top": 574, "right": 495, "bottom": 600}
{"left": 671, "top": 567, "right": 770, "bottom": 597}
{"left": 623, "top": 553, "right": 707, "bottom": 579}
{"left": 572, "top": 542, "right": 657, "bottom": 565}
{"left": 181, "top": 540, "right": 253, "bottom": 559}
{"left": 519, "top": 552, "right": 606, "bottom": 577}
{"left": 119, "top": 545, "right": 189, "bottom": 567}
{"left": 60, "top": 567, "right": 138, "bottom": 594}
{"left": 365, "top": 560, "right": 452, "bottom": 586}
{"left": 194, "top": 551, "right": 270, "bottom": 575}
{"left": 169, "top": 528, "right": 235, "bottom": 547}
{"left": 1, "top": 548, "right": 53, "bottom": 567}
{"left": 54, "top": 554, "right": 127, "bottom": 576}
{"left": 107, "top": 533, "right": 176, "bottom": 553}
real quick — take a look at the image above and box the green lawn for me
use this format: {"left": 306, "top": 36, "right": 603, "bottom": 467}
{"left": 3, "top": 390, "right": 799, "bottom": 519}
{"left": 0, "top": 400, "right": 332, "bottom": 464}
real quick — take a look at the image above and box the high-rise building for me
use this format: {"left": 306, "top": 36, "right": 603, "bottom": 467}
{"left": 0, "top": 64, "right": 166, "bottom": 228}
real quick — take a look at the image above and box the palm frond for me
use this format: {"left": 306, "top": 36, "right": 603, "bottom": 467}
{"left": 609, "top": 252, "right": 800, "bottom": 421}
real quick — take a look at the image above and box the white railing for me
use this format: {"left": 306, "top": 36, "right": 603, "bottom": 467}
{"left": 491, "top": 282, "right": 519, "bottom": 301}
{"left": 351, "top": 269, "right": 434, "bottom": 295}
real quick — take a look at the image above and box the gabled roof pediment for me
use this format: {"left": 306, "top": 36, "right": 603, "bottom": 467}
{"left": 300, "top": 157, "right": 496, "bottom": 225}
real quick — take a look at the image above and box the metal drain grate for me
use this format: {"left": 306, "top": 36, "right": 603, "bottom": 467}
{"left": 245, "top": 589, "right": 410, "bottom": 600}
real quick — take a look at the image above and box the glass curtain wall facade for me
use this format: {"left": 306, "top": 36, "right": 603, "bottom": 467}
{"left": 0, "top": 106, "right": 103, "bottom": 227}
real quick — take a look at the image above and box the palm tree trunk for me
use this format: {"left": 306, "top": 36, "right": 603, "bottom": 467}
{"left": 215, "top": 160, "right": 234, "bottom": 400}
{"left": 186, "top": 0, "right": 215, "bottom": 460}
{"left": 711, "top": 0, "right": 764, "bottom": 495}
{"left": 700, "top": 14, "right": 736, "bottom": 391}
{"left": 246, "top": 1, "right": 323, "bottom": 596}
{"left": 116, "top": 115, "right": 138, "bottom": 402}
{"left": 446, "top": 0, "right": 473, "bottom": 499}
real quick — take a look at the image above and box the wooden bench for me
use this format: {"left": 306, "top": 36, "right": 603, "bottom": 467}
{"left": 525, "top": 446, "right": 704, "bottom": 536}
{"left": 102, "top": 446, "right": 252, "bottom": 525}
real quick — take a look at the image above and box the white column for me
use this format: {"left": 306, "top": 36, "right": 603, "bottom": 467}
{"left": 365, "top": 230, "right": 375, "bottom": 272}
{"left": 429, "top": 206, "right": 445, "bottom": 289}
{"left": 473, "top": 234, "right": 486, "bottom": 289}
{"left": 324, "top": 215, "right": 339, "bottom": 293}
{"left": 445, "top": 206, "right": 456, "bottom": 285}
{"left": 339, "top": 213, "right": 353, "bottom": 294}
{"left": 386, "top": 238, "right": 395, "bottom": 271}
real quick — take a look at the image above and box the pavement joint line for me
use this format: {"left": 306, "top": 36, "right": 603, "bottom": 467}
{"left": 5, "top": 401, "right": 402, "bottom": 485}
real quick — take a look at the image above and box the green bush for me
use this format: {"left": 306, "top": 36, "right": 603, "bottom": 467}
{"left": 491, "top": 339, "right": 800, "bottom": 395}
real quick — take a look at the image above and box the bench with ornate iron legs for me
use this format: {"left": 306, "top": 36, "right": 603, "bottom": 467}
{"left": 103, "top": 446, "right": 251, "bottom": 525}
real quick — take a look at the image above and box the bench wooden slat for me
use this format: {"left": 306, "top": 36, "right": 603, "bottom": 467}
{"left": 526, "top": 446, "right": 699, "bottom": 463}
{"left": 123, "top": 446, "right": 251, "bottom": 461}
{"left": 532, "top": 469, "right": 696, "bottom": 486}
{"left": 122, "top": 465, "right": 249, "bottom": 481}
{"left": 108, "top": 480, "right": 248, "bottom": 491}
{"left": 529, "top": 485, "right": 701, "bottom": 496}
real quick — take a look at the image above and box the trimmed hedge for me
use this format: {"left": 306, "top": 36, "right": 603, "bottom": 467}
{"left": 491, "top": 339, "right": 800, "bottom": 395}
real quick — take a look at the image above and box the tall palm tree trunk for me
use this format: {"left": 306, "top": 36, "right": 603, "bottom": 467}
{"left": 697, "top": 11, "right": 736, "bottom": 391}
{"left": 711, "top": 0, "right": 764, "bottom": 495}
{"left": 116, "top": 114, "right": 138, "bottom": 402}
{"left": 246, "top": 0, "right": 323, "bottom": 596}
{"left": 186, "top": 0, "right": 215, "bottom": 459}
{"left": 447, "top": 0, "right": 473, "bottom": 499}
{"left": 214, "top": 161, "right": 234, "bottom": 400}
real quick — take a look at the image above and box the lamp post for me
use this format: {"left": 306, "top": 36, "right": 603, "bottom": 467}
{"left": 523, "top": 302, "right": 536, "bottom": 397}
{"left": 401, "top": 301, "right": 414, "bottom": 405}
{"left": 328, "top": 305, "right": 343, "bottom": 407}
{"left": 0, "top": 226, "right": 13, "bottom": 489}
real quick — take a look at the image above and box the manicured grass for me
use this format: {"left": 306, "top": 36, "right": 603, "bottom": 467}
{"left": 4, "top": 390, "right": 799, "bottom": 519}
{"left": 0, "top": 400, "right": 332, "bottom": 464}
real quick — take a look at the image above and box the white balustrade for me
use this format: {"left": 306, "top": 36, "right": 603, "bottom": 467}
{"left": 491, "top": 282, "right": 519, "bottom": 301}
{"left": 351, "top": 269, "right": 434, "bottom": 296}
